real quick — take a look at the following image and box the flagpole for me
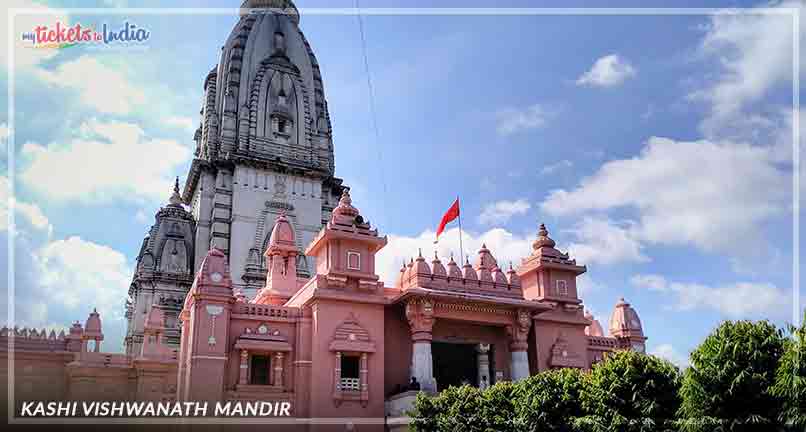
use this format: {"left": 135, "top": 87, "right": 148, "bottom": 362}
{"left": 457, "top": 196, "right": 465, "bottom": 264}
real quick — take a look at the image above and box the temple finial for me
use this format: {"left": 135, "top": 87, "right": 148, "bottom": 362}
{"left": 169, "top": 177, "right": 182, "bottom": 206}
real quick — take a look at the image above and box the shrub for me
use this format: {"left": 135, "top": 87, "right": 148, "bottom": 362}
{"left": 513, "top": 368, "right": 584, "bottom": 432}
{"left": 576, "top": 350, "right": 681, "bottom": 432}
{"left": 770, "top": 316, "right": 806, "bottom": 429}
{"left": 678, "top": 319, "right": 785, "bottom": 432}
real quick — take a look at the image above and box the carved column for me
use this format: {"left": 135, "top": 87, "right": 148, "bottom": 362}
{"left": 333, "top": 351, "right": 342, "bottom": 397}
{"left": 359, "top": 353, "right": 369, "bottom": 405}
{"left": 405, "top": 299, "right": 436, "bottom": 392}
{"left": 507, "top": 309, "right": 532, "bottom": 381}
{"left": 239, "top": 350, "right": 249, "bottom": 385}
{"left": 274, "top": 352, "right": 284, "bottom": 388}
{"left": 476, "top": 344, "right": 491, "bottom": 389}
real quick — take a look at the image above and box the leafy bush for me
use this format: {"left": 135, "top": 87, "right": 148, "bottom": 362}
{"left": 678, "top": 320, "right": 785, "bottom": 432}
{"left": 513, "top": 368, "right": 584, "bottom": 432}
{"left": 770, "top": 317, "right": 806, "bottom": 429}
{"left": 409, "top": 382, "right": 518, "bottom": 432}
{"left": 576, "top": 350, "right": 681, "bottom": 432}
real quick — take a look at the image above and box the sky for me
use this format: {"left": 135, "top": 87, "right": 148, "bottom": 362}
{"left": 0, "top": 0, "right": 803, "bottom": 369}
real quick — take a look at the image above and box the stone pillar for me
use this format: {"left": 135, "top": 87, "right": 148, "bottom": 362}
{"left": 274, "top": 352, "right": 284, "bottom": 387}
{"left": 476, "top": 344, "right": 491, "bottom": 389}
{"left": 333, "top": 351, "right": 342, "bottom": 396}
{"left": 239, "top": 350, "right": 248, "bottom": 385}
{"left": 411, "top": 342, "right": 435, "bottom": 392}
{"left": 405, "top": 299, "right": 436, "bottom": 392}
{"left": 510, "top": 351, "right": 530, "bottom": 381}
{"left": 507, "top": 309, "right": 533, "bottom": 381}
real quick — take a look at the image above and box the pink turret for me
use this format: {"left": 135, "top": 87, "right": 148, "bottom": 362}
{"left": 177, "top": 247, "right": 235, "bottom": 402}
{"left": 584, "top": 310, "right": 605, "bottom": 337}
{"left": 608, "top": 297, "right": 647, "bottom": 352}
{"left": 82, "top": 309, "right": 103, "bottom": 352}
{"left": 253, "top": 212, "right": 300, "bottom": 305}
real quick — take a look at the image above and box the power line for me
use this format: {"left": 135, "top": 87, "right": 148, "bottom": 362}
{"left": 354, "top": 0, "right": 388, "bottom": 218}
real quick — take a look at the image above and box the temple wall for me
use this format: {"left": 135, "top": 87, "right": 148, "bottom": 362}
{"left": 383, "top": 304, "right": 412, "bottom": 397}
{"left": 308, "top": 299, "right": 385, "bottom": 421}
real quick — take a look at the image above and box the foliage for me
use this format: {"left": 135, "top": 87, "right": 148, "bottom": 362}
{"left": 770, "top": 316, "right": 806, "bottom": 429}
{"left": 409, "top": 382, "right": 518, "bottom": 432}
{"left": 678, "top": 319, "right": 785, "bottom": 432}
{"left": 512, "top": 367, "right": 584, "bottom": 432}
{"left": 575, "top": 350, "right": 681, "bottom": 432}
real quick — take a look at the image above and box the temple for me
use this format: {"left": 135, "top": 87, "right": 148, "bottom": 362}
{"left": 1, "top": 1, "right": 647, "bottom": 430}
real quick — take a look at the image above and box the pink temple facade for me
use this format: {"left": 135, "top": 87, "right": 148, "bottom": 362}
{"left": 1, "top": 190, "right": 647, "bottom": 429}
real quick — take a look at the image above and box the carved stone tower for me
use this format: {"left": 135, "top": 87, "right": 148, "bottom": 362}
{"left": 125, "top": 180, "right": 196, "bottom": 355}
{"left": 182, "top": 0, "right": 345, "bottom": 299}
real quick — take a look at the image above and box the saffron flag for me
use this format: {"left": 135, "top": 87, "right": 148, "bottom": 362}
{"left": 434, "top": 198, "right": 460, "bottom": 243}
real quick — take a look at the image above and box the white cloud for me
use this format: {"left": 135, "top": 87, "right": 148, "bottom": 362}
{"left": 19, "top": 118, "right": 190, "bottom": 203}
{"left": 35, "top": 56, "right": 146, "bottom": 115}
{"left": 376, "top": 226, "right": 535, "bottom": 286}
{"left": 165, "top": 116, "right": 196, "bottom": 133}
{"left": 565, "top": 217, "right": 648, "bottom": 266}
{"left": 2, "top": 1, "right": 69, "bottom": 69}
{"left": 0, "top": 176, "right": 51, "bottom": 233}
{"left": 542, "top": 136, "right": 789, "bottom": 254}
{"left": 692, "top": 2, "right": 802, "bottom": 137}
{"left": 576, "top": 54, "right": 636, "bottom": 88}
{"left": 496, "top": 104, "right": 555, "bottom": 136}
{"left": 631, "top": 273, "right": 789, "bottom": 318}
{"left": 651, "top": 343, "right": 690, "bottom": 369}
{"left": 32, "top": 236, "right": 131, "bottom": 346}
{"left": 539, "top": 159, "right": 573, "bottom": 176}
{"left": 478, "top": 199, "right": 531, "bottom": 225}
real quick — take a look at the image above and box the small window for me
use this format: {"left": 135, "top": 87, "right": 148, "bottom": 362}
{"left": 277, "top": 119, "right": 287, "bottom": 134}
{"left": 340, "top": 355, "right": 360, "bottom": 391}
{"left": 347, "top": 251, "right": 361, "bottom": 271}
{"left": 556, "top": 279, "right": 568, "bottom": 297}
{"left": 250, "top": 355, "right": 271, "bottom": 385}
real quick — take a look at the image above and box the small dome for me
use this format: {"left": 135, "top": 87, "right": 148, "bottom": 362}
{"left": 506, "top": 263, "right": 521, "bottom": 286}
{"left": 267, "top": 212, "right": 296, "bottom": 250}
{"left": 584, "top": 310, "right": 604, "bottom": 337}
{"left": 331, "top": 189, "right": 360, "bottom": 224}
{"left": 431, "top": 252, "right": 447, "bottom": 277}
{"left": 532, "top": 223, "right": 557, "bottom": 250}
{"left": 198, "top": 247, "right": 232, "bottom": 287}
{"left": 474, "top": 243, "right": 498, "bottom": 270}
{"left": 84, "top": 309, "right": 102, "bottom": 335}
{"left": 609, "top": 297, "right": 644, "bottom": 337}
{"left": 447, "top": 255, "right": 462, "bottom": 278}
{"left": 167, "top": 177, "right": 183, "bottom": 207}
{"left": 397, "top": 262, "right": 407, "bottom": 287}
{"left": 462, "top": 259, "right": 478, "bottom": 281}
{"left": 492, "top": 266, "right": 508, "bottom": 284}
{"left": 412, "top": 250, "right": 431, "bottom": 276}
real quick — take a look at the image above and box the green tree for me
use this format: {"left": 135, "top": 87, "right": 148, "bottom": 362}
{"left": 770, "top": 315, "right": 806, "bottom": 429}
{"left": 409, "top": 382, "right": 518, "bottom": 432}
{"left": 678, "top": 319, "right": 785, "bottom": 432}
{"left": 576, "top": 350, "right": 681, "bottom": 432}
{"left": 512, "top": 368, "right": 584, "bottom": 432}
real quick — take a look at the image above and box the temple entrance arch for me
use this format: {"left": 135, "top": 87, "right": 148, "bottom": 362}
{"left": 432, "top": 341, "right": 477, "bottom": 391}
{"left": 431, "top": 341, "right": 496, "bottom": 391}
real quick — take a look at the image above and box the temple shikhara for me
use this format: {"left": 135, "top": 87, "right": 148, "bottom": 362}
{"left": 1, "top": 0, "right": 647, "bottom": 429}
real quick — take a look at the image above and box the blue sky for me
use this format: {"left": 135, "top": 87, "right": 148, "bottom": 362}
{"left": 1, "top": 0, "right": 803, "bottom": 367}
